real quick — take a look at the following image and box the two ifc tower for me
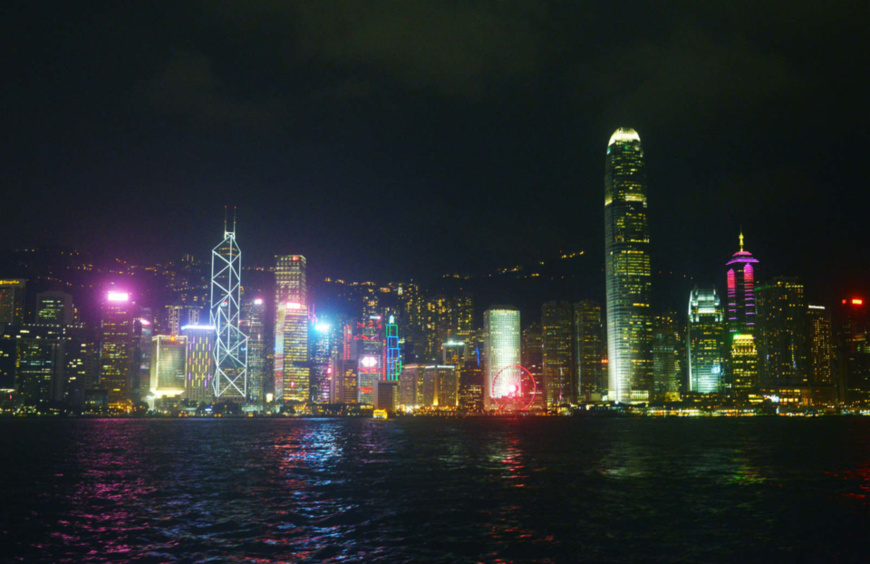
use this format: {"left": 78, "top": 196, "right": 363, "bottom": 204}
{"left": 604, "top": 128, "right": 652, "bottom": 405}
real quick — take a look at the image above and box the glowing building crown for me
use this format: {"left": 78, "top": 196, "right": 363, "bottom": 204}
{"left": 608, "top": 128, "right": 641, "bottom": 146}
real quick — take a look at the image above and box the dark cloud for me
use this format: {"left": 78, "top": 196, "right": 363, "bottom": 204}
{"left": 138, "top": 51, "right": 288, "bottom": 130}
{"left": 206, "top": 0, "right": 551, "bottom": 97}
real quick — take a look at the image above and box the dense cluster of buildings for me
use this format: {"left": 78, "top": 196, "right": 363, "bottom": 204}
{"left": 1, "top": 128, "right": 868, "bottom": 415}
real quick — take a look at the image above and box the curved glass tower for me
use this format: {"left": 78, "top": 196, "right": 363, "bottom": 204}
{"left": 604, "top": 128, "right": 652, "bottom": 404}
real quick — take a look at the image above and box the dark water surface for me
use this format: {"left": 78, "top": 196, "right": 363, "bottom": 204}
{"left": 1, "top": 417, "right": 868, "bottom": 563}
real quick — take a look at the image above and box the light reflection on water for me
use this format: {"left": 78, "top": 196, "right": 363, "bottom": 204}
{"left": 1, "top": 417, "right": 869, "bottom": 562}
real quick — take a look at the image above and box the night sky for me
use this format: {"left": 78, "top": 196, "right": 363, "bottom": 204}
{"left": 2, "top": 1, "right": 867, "bottom": 305}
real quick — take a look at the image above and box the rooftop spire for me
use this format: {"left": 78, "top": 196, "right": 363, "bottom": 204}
{"left": 739, "top": 228, "right": 744, "bottom": 252}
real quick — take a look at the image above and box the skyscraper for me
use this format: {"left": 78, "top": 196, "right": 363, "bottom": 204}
{"left": 604, "top": 127, "right": 652, "bottom": 404}
{"left": 150, "top": 334, "right": 187, "bottom": 400}
{"left": 542, "top": 301, "right": 574, "bottom": 408}
{"left": 806, "top": 305, "right": 834, "bottom": 396}
{"left": 837, "top": 297, "right": 870, "bottom": 404}
{"left": 100, "top": 291, "right": 134, "bottom": 411}
{"left": 310, "top": 318, "right": 338, "bottom": 404}
{"left": 241, "top": 297, "right": 267, "bottom": 403}
{"left": 756, "top": 276, "right": 808, "bottom": 391}
{"left": 210, "top": 219, "right": 248, "bottom": 400}
{"left": 521, "top": 322, "right": 545, "bottom": 410}
{"left": 275, "top": 255, "right": 308, "bottom": 402}
{"left": 483, "top": 307, "right": 521, "bottom": 410}
{"left": 652, "top": 312, "right": 683, "bottom": 401}
{"left": 726, "top": 231, "right": 759, "bottom": 335}
{"left": 730, "top": 333, "right": 758, "bottom": 396}
{"left": 574, "top": 300, "right": 605, "bottom": 401}
{"left": 0, "top": 280, "right": 25, "bottom": 326}
{"left": 36, "top": 291, "right": 73, "bottom": 325}
{"left": 726, "top": 232, "right": 759, "bottom": 395}
{"left": 687, "top": 287, "right": 725, "bottom": 394}
{"left": 180, "top": 324, "right": 215, "bottom": 404}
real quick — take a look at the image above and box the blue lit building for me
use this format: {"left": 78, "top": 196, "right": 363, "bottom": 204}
{"left": 687, "top": 286, "right": 724, "bottom": 394}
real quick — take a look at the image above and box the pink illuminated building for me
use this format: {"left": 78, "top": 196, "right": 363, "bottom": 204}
{"left": 725, "top": 231, "right": 760, "bottom": 335}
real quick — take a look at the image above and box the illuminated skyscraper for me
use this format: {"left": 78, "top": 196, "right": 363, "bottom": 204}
{"left": 484, "top": 307, "right": 520, "bottom": 410}
{"left": 574, "top": 300, "right": 605, "bottom": 401}
{"left": 837, "top": 297, "right": 870, "bottom": 403}
{"left": 210, "top": 218, "right": 248, "bottom": 400}
{"left": 806, "top": 305, "right": 834, "bottom": 391}
{"left": 542, "top": 301, "right": 574, "bottom": 407}
{"left": 521, "top": 322, "right": 545, "bottom": 410}
{"left": 241, "top": 297, "right": 267, "bottom": 402}
{"left": 458, "top": 359, "right": 484, "bottom": 412}
{"left": 726, "top": 232, "right": 759, "bottom": 394}
{"left": 730, "top": 333, "right": 758, "bottom": 395}
{"left": 165, "top": 305, "right": 184, "bottom": 336}
{"left": 756, "top": 277, "right": 808, "bottom": 391}
{"left": 150, "top": 334, "right": 187, "bottom": 400}
{"left": 0, "top": 280, "right": 25, "bottom": 326}
{"left": 36, "top": 291, "right": 73, "bottom": 325}
{"left": 181, "top": 324, "right": 215, "bottom": 404}
{"left": 275, "top": 255, "right": 308, "bottom": 402}
{"left": 355, "top": 316, "right": 384, "bottom": 405}
{"left": 687, "top": 287, "right": 725, "bottom": 394}
{"left": 652, "top": 312, "right": 683, "bottom": 401}
{"left": 726, "top": 231, "right": 759, "bottom": 334}
{"left": 16, "top": 328, "right": 64, "bottom": 407}
{"left": 386, "top": 316, "right": 402, "bottom": 381}
{"left": 311, "top": 319, "right": 336, "bottom": 404}
{"left": 604, "top": 127, "right": 653, "bottom": 404}
{"left": 100, "top": 291, "right": 134, "bottom": 411}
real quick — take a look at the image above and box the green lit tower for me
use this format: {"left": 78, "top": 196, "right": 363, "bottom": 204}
{"left": 604, "top": 128, "right": 653, "bottom": 404}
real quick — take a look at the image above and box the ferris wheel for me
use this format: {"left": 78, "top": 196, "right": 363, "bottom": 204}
{"left": 491, "top": 364, "right": 537, "bottom": 411}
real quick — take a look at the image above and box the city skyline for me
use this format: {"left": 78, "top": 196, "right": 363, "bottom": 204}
{"left": 1, "top": 2, "right": 866, "bottom": 301}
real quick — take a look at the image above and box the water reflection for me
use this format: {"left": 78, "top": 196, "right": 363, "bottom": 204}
{"left": 2, "top": 418, "right": 870, "bottom": 562}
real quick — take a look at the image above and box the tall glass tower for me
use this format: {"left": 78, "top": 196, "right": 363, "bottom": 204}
{"left": 274, "top": 255, "right": 308, "bottom": 402}
{"left": 604, "top": 128, "right": 652, "bottom": 404}
{"left": 687, "top": 286, "right": 724, "bottom": 393}
{"left": 483, "top": 307, "right": 521, "bottom": 410}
